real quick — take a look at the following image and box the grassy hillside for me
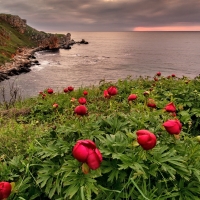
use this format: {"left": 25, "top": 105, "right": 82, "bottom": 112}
{"left": 0, "top": 14, "right": 64, "bottom": 65}
{"left": 0, "top": 20, "right": 38, "bottom": 64}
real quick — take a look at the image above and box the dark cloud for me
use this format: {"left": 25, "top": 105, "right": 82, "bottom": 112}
{"left": 1, "top": 0, "right": 200, "bottom": 31}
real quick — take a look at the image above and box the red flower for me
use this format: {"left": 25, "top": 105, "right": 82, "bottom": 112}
{"left": 143, "top": 91, "right": 150, "bottom": 96}
{"left": 71, "top": 97, "right": 77, "bottom": 102}
{"left": 72, "top": 139, "right": 103, "bottom": 170}
{"left": 136, "top": 130, "right": 157, "bottom": 150}
{"left": 0, "top": 182, "right": 11, "bottom": 199}
{"left": 63, "top": 88, "right": 68, "bottom": 93}
{"left": 165, "top": 102, "right": 176, "bottom": 112}
{"left": 103, "top": 90, "right": 110, "bottom": 98}
{"left": 170, "top": 112, "right": 176, "bottom": 117}
{"left": 47, "top": 88, "right": 53, "bottom": 94}
{"left": 154, "top": 77, "right": 158, "bottom": 81}
{"left": 83, "top": 90, "right": 88, "bottom": 96}
{"left": 172, "top": 74, "right": 176, "bottom": 77}
{"left": 74, "top": 105, "right": 88, "bottom": 116}
{"left": 87, "top": 148, "right": 103, "bottom": 170}
{"left": 147, "top": 98, "right": 156, "bottom": 108}
{"left": 53, "top": 103, "right": 58, "bottom": 108}
{"left": 107, "top": 86, "right": 118, "bottom": 96}
{"left": 68, "top": 86, "right": 74, "bottom": 91}
{"left": 163, "top": 119, "right": 182, "bottom": 135}
{"left": 157, "top": 72, "right": 161, "bottom": 76}
{"left": 78, "top": 97, "right": 87, "bottom": 105}
{"left": 128, "top": 94, "right": 137, "bottom": 101}
{"left": 72, "top": 139, "right": 96, "bottom": 162}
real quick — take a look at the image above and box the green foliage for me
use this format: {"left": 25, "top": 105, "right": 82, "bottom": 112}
{"left": 1, "top": 75, "right": 200, "bottom": 199}
{"left": 0, "top": 19, "right": 37, "bottom": 64}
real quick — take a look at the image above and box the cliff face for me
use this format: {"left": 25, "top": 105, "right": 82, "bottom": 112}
{"left": 0, "top": 13, "right": 76, "bottom": 81}
{"left": 0, "top": 13, "right": 72, "bottom": 64}
{"left": 0, "top": 14, "right": 26, "bottom": 34}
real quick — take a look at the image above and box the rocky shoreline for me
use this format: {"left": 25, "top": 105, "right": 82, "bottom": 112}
{"left": 0, "top": 38, "right": 89, "bottom": 82}
{"left": 0, "top": 47, "right": 43, "bottom": 82}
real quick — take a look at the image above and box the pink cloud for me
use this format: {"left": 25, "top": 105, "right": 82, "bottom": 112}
{"left": 133, "top": 26, "right": 200, "bottom": 31}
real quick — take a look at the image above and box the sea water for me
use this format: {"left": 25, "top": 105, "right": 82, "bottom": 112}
{"left": 0, "top": 31, "right": 200, "bottom": 100}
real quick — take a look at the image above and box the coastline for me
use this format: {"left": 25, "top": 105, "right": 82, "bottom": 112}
{"left": 0, "top": 47, "right": 43, "bottom": 82}
{"left": 0, "top": 38, "right": 88, "bottom": 82}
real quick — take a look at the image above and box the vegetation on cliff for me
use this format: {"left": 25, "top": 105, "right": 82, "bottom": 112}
{"left": 0, "top": 13, "right": 65, "bottom": 65}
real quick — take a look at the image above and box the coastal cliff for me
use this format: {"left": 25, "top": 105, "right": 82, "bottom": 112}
{"left": 0, "top": 13, "right": 74, "bottom": 81}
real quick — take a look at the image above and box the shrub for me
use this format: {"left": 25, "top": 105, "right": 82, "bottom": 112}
{"left": 1, "top": 74, "right": 200, "bottom": 199}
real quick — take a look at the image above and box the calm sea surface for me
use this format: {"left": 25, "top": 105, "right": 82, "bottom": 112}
{"left": 0, "top": 31, "right": 200, "bottom": 100}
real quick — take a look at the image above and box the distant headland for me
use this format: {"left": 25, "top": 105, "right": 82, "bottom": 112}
{"left": 0, "top": 13, "right": 88, "bottom": 82}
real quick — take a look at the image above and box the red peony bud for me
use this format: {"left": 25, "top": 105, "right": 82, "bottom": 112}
{"left": 0, "top": 182, "right": 12, "bottom": 199}
{"left": 103, "top": 90, "right": 110, "bottom": 98}
{"left": 143, "top": 91, "right": 150, "bottom": 96}
{"left": 163, "top": 119, "right": 182, "bottom": 135}
{"left": 72, "top": 140, "right": 102, "bottom": 170}
{"left": 147, "top": 98, "right": 156, "bottom": 108}
{"left": 72, "top": 140, "right": 93, "bottom": 162}
{"left": 128, "top": 94, "right": 137, "bottom": 101}
{"left": 74, "top": 105, "right": 88, "bottom": 116}
{"left": 107, "top": 86, "right": 118, "bottom": 96}
{"left": 68, "top": 86, "right": 74, "bottom": 91}
{"left": 47, "top": 88, "right": 53, "bottom": 94}
{"left": 78, "top": 97, "right": 87, "bottom": 105}
{"left": 171, "top": 74, "right": 176, "bottom": 77}
{"left": 87, "top": 148, "right": 103, "bottom": 170}
{"left": 136, "top": 130, "right": 157, "bottom": 150}
{"left": 165, "top": 102, "right": 176, "bottom": 112}
{"left": 63, "top": 88, "right": 68, "bottom": 93}
{"left": 157, "top": 72, "right": 161, "bottom": 76}
{"left": 83, "top": 90, "right": 88, "bottom": 96}
{"left": 154, "top": 77, "right": 158, "bottom": 81}
{"left": 53, "top": 103, "right": 58, "bottom": 108}
{"left": 170, "top": 112, "right": 176, "bottom": 117}
{"left": 71, "top": 97, "right": 77, "bottom": 102}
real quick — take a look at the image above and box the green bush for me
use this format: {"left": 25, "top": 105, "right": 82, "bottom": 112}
{"left": 1, "top": 74, "right": 200, "bottom": 199}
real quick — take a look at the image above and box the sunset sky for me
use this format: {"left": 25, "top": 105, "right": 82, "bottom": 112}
{"left": 1, "top": 0, "right": 200, "bottom": 32}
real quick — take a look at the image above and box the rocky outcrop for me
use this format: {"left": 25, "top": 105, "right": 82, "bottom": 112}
{"left": 76, "top": 39, "right": 89, "bottom": 44}
{"left": 59, "top": 33, "right": 75, "bottom": 49}
{"left": 0, "top": 14, "right": 26, "bottom": 34}
{"left": 0, "top": 14, "right": 64, "bottom": 50}
{"left": 0, "top": 47, "right": 42, "bottom": 81}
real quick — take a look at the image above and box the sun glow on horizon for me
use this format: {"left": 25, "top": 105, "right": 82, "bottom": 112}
{"left": 133, "top": 26, "right": 200, "bottom": 31}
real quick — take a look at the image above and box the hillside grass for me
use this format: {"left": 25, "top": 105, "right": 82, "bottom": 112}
{"left": 0, "top": 20, "right": 38, "bottom": 64}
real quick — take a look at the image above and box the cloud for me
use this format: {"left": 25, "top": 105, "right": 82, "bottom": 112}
{"left": 1, "top": 0, "right": 200, "bottom": 31}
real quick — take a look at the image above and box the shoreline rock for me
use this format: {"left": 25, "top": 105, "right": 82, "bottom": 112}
{"left": 0, "top": 46, "right": 45, "bottom": 82}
